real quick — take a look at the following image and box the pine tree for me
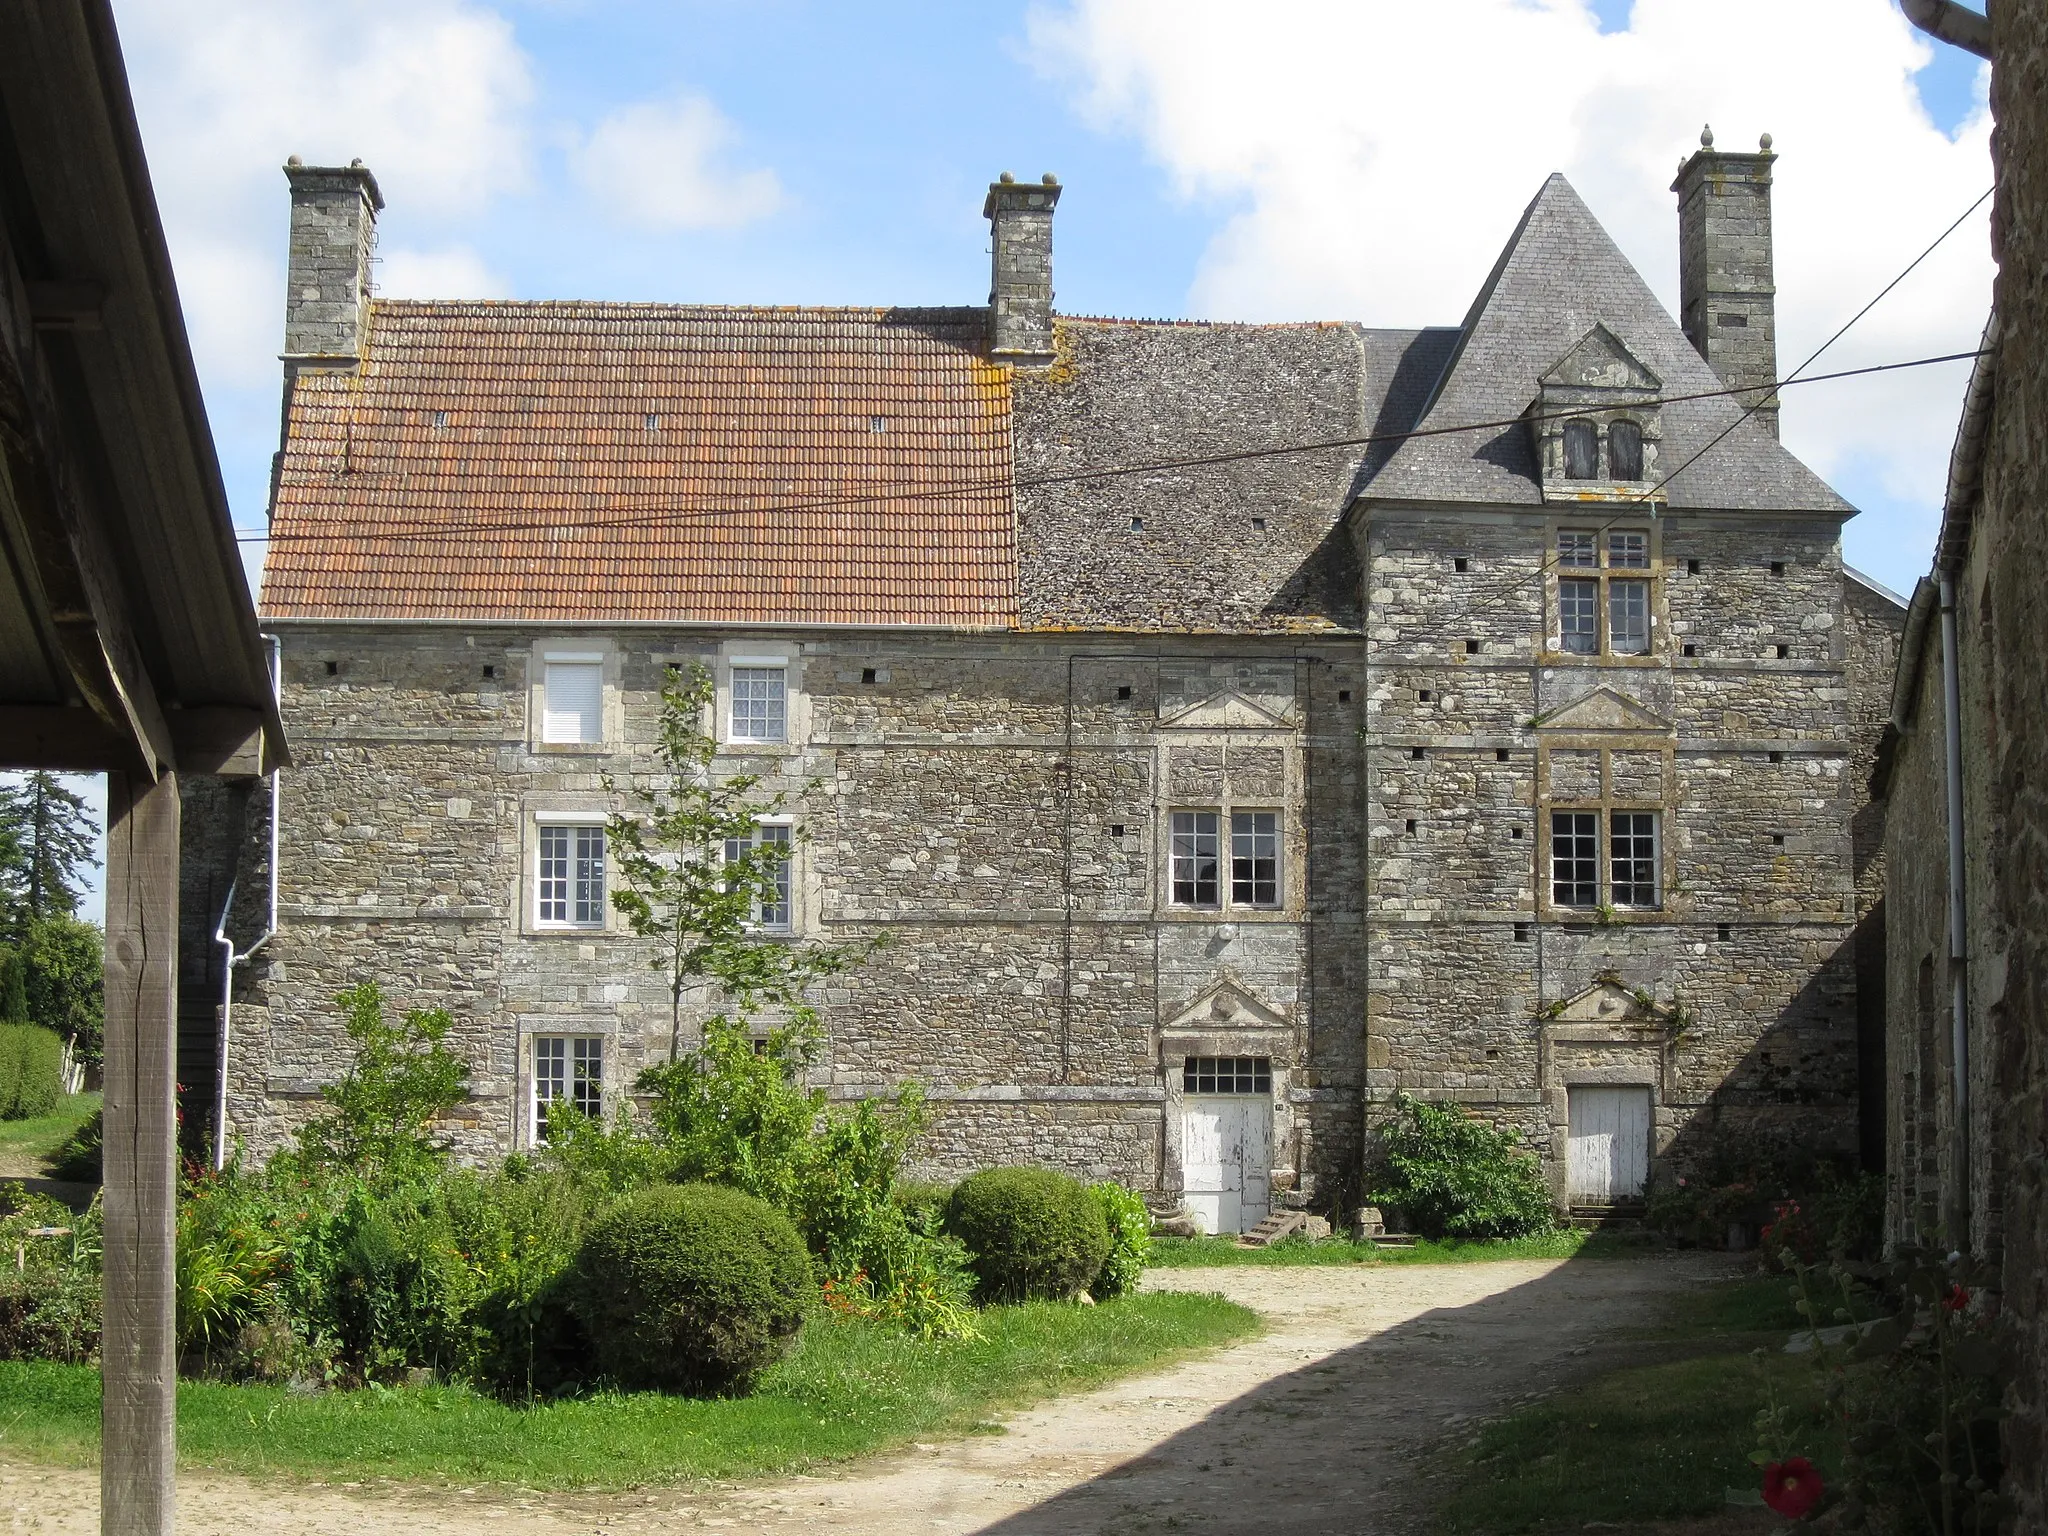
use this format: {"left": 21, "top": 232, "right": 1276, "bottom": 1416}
{"left": 0, "top": 773, "right": 98, "bottom": 938}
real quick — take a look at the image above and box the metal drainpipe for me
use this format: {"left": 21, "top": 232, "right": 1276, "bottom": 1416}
{"left": 1937, "top": 575, "right": 1970, "bottom": 1239}
{"left": 213, "top": 633, "right": 283, "bottom": 1169}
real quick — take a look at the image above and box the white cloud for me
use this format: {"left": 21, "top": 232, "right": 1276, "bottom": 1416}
{"left": 570, "top": 95, "right": 783, "bottom": 231}
{"left": 1030, "top": 0, "right": 1994, "bottom": 564}
{"left": 110, "top": 0, "right": 536, "bottom": 386}
{"left": 376, "top": 245, "right": 513, "bottom": 298}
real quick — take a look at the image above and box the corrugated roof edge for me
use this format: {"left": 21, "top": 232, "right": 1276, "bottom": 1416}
{"left": 364, "top": 299, "right": 992, "bottom": 321}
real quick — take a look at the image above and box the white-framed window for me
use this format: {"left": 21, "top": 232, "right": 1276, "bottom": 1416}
{"left": 1182, "top": 1056, "right": 1272, "bottom": 1094}
{"left": 533, "top": 1035, "right": 603, "bottom": 1140}
{"left": 1170, "top": 810, "right": 1221, "bottom": 907}
{"left": 1554, "top": 529, "right": 1655, "bottom": 657}
{"left": 1549, "top": 809, "right": 1660, "bottom": 910}
{"left": 729, "top": 662, "right": 788, "bottom": 744}
{"left": 541, "top": 655, "right": 604, "bottom": 745}
{"left": 1230, "top": 811, "right": 1281, "bottom": 907}
{"left": 536, "top": 820, "right": 607, "bottom": 928}
{"left": 723, "top": 820, "right": 794, "bottom": 932}
{"left": 1172, "top": 809, "right": 1283, "bottom": 910}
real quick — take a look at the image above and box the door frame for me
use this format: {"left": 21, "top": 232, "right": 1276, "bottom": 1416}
{"left": 1160, "top": 977, "right": 1297, "bottom": 1216}
{"left": 1565, "top": 1083, "right": 1654, "bottom": 1206}
{"left": 1536, "top": 979, "right": 1678, "bottom": 1208}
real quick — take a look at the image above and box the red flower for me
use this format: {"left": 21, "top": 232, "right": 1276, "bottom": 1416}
{"left": 1763, "top": 1458, "right": 1824, "bottom": 1519}
{"left": 1943, "top": 1284, "right": 1970, "bottom": 1314}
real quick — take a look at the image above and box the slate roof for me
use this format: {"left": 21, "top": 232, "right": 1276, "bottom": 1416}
{"left": 261, "top": 303, "right": 1018, "bottom": 625}
{"left": 1360, "top": 174, "right": 1853, "bottom": 514}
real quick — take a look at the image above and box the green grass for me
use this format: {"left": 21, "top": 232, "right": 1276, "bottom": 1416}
{"left": 0, "top": 1092, "right": 98, "bottom": 1174}
{"left": 1432, "top": 1276, "right": 1839, "bottom": 1534}
{"left": 1148, "top": 1226, "right": 1646, "bottom": 1268}
{"left": 0, "top": 1290, "right": 1258, "bottom": 1488}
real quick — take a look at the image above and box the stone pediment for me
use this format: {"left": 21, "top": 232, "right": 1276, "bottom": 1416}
{"left": 1159, "top": 690, "right": 1293, "bottom": 731}
{"left": 1163, "top": 974, "right": 1291, "bottom": 1034}
{"left": 1536, "top": 686, "right": 1671, "bottom": 735}
{"left": 1541, "top": 324, "right": 1661, "bottom": 393}
{"left": 1547, "top": 977, "right": 1675, "bottom": 1027}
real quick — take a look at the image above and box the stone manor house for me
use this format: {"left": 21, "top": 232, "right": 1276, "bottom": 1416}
{"left": 186, "top": 134, "right": 1905, "bottom": 1233}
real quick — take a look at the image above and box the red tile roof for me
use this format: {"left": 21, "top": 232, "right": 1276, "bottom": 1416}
{"left": 261, "top": 302, "right": 1017, "bottom": 626}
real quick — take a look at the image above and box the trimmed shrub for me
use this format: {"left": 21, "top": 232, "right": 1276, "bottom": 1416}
{"left": 1366, "top": 1092, "right": 1556, "bottom": 1241}
{"left": 569, "top": 1183, "right": 815, "bottom": 1395}
{"left": 0, "top": 1024, "right": 63, "bottom": 1121}
{"left": 945, "top": 1166, "right": 1111, "bottom": 1304}
{"left": 1088, "top": 1181, "right": 1152, "bottom": 1300}
{"left": 891, "top": 1180, "right": 954, "bottom": 1238}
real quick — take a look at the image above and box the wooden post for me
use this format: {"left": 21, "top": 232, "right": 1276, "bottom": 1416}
{"left": 101, "top": 769, "right": 179, "bottom": 1536}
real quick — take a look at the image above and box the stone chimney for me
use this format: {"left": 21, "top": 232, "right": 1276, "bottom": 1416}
{"left": 1673, "top": 127, "right": 1778, "bottom": 436}
{"left": 283, "top": 157, "right": 383, "bottom": 366}
{"left": 984, "top": 172, "right": 1061, "bottom": 367}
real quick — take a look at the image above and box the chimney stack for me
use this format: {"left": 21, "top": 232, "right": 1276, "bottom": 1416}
{"left": 1672, "top": 127, "right": 1778, "bottom": 436}
{"left": 283, "top": 157, "right": 383, "bottom": 366}
{"left": 984, "top": 172, "right": 1061, "bottom": 367}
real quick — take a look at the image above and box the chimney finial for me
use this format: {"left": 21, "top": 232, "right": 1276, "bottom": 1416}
{"left": 1700, "top": 124, "right": 1714, "bottom": 148}
{"left": 1759, "top": 132, "right": 1773, "bottom": 151}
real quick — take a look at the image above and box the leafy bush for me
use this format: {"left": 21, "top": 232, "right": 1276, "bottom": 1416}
{"left": 442, "top": 1166, "right": 594, "bottom": 1397}
{"left": 0, "top": 1024, "right": 63, "bottom": 1121}
{"left": 48, "top": 1108, "right": 100, "bottom": 1183}
{"left": 176, "top": 1181, "right": 287, "bottom": 1354}
{"left": 569, "top": 1183, "right": 815, "bottom": 1395}
{"left": 1088, "top": 1181, "right": 1152, "bottom": 1300}
{"left": 0, "top": 1189, "right": 101, "bottom": 1364}
{"left": 290, "top": 983, "right": 469, "bottom": 1187}
{"left": 1366, "top": 1093, "right": 1555, "bottom": 1241}
{"left": 892, "top": 1180, "right": 954, "bottom": 1236}
{"left": 946, "top": 1167, "right": 1111, "bottom": 1303}
{"left": 19, "top": 918, "right": 103, "bottom": 1068}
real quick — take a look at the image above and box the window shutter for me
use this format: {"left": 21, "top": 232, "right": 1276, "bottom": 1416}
{"left": 543, "top": 662, "right": 602, "bottom": 744}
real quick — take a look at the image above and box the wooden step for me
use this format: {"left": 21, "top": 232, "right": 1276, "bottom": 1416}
{"left": 1238, "top": 1210, "right": 1306, "bottom": 1247}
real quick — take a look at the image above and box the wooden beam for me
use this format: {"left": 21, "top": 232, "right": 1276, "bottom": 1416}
{"left": 101, "top": 769, "right": 179, "bottom": 1536}
{"left": 0, "top": 705, "right": 265, "bottom": 775}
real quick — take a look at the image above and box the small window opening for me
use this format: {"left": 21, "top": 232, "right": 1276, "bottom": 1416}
{"left": 1486, "top": 1048, "right": 1501, "bottom": 1060}
{"left": 1406, "top": 818, "right": 1418, "bottom": 834}
{"left": 869, "top": 415, "right": 887, "bottom": 433}
{"left": 1496, "top": 748, "right": 1510, "bottom": 762}
{"left": 1770, "top": 561, "right": 1785, "bottom": 576}
{"left": 645, "top": 413, "right": 660, "bottom": 430}
{"left": 325, "top": 660, "right": 338, "bottom": 676}
{"left": 1776, "top": 643, "right": 1790, "bottom": 659}
{"left": 1511, "top": 826, "right": 1524, "bottom": 840}
{"left": 860, "top": 667, "right": 878, "bottom": 685}
{"left": 482, "top": 664, "right": 496, "bottom": 679}
{"left": 1250, "top": 517, "right": 1267, "bottom": 532}
{"left": 1130, "top": 516, "right": 1144, "bottom": 532}
{"left": 1337, "top": 689, "right": 1352, "bottom": 703}
{"left": 1772, "top": 833, "right": 1786, "bottom": 847}
{"left": 751, "top": 1037, "right": 770, "bottom": 1057}
{"left": 1768, "top": 751, "right": 1784, "bottom": 764}
{"left": 431, "top": 410, "right": 448, "bottom": 429}
{"left": 1454, "top": 557, "right": 1469, "bottom": 573}
{"left": 1410, "top": 746, "right": 1425, "bottom": 761}
{"left": 1182, "top": 1056, "right": 1272, "bottom": 1094}
{"left": 1117, "top": 685, "right": 1132, "bottom": 700}
{"left": 1418, "top": 689, "right": 1432, "bottom": 702}
{"left": 1717, "top": 922, "right": 1732, "bottom": 942}
{"left": 1687, "top": 558, "right": 1701, "bottom": 575}
{"left": 1514, "top": 922, "right": 1531, "bottom": 943}
{"left": 1683, "top": 643, "right": 1697, "bottom": 658}
{"left": 1465, "top": 638, "right": 1481, "bottom": 655}
{"left": 1562, "top": 418, "right": 1599, "bottom": 479}
{"left": 1109, "top": 823, "right": 1125, "bottom": 839}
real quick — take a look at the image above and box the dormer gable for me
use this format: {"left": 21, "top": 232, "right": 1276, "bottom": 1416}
{"left": 1158, "top": 689, "right": 1294, "bottom": 731}
{"left": 1530, "top": 323, "right": 1665, "bottom": 502}
{"left": 1163, "top": 972, "right": 1292, "bottom": 1035}
{"left": 1548, "top": 975, "right": 1676, "bottom": 1028}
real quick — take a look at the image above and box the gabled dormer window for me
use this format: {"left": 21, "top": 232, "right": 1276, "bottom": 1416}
{"left": 1532, "top": 325, "right": 1663, "bottom": 502}
{"left": 1608, "top": 419, "right": 1645, "bottom": 481}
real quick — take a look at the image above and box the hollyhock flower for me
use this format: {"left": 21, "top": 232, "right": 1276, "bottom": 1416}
{"left": 1763, "top": 1457, "right": 1824, "bottom": 1519}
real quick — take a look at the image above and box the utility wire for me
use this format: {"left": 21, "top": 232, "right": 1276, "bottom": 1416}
{"left": 235, "top": 346, "right": 1986, "bottom": 547}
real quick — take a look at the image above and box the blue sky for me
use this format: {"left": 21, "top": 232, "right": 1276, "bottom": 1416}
{"left": 43, "top": 0, "right": 1996, "bottom": 920}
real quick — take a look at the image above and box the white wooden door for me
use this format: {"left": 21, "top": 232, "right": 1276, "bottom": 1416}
{"left": 1181, "top": 1095, "right": 1273, "bottom": 1234}
{"left": 1567, "top": 1086, "right": 1651, "bottom": 1204}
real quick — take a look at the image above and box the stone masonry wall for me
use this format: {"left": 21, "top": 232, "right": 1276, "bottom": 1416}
{"left": 224, "top": 626, "right": 1368, "bottom": 1208}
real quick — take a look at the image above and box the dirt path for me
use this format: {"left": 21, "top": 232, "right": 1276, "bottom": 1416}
{"left": 1, "top": 1251, "right": 1735, "bottom": 1535}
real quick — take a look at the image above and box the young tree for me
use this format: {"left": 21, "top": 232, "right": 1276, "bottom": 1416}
{"left": 293, "top": 981, "right": 470, "bottom": 1186}
{"left": 22, "top": 917, "right": 103, "bottom": 1065}
{"left": 607, "top": 664, "right": 865, "bottom": 1061}
{"left": 0, "top": 772, "right": 98, "bottom": 936}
